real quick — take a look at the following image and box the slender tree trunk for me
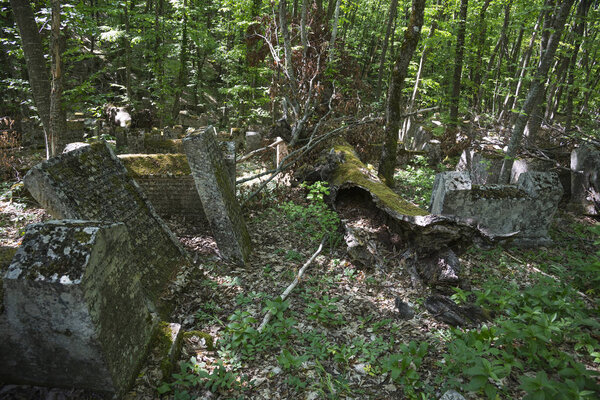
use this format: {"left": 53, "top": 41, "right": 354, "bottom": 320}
{"left": 479, "top": 0, "right": 512, "bottom": 113}
{"left": 443, "top": 0, "right": 468, "bottom": 153}
{"left": 379, "top": 0, "right": 426, "bottom": 186}
{"left": 409, "top": 1, "right": 444, "bottom": 111}
{"left": 498, "top": 0, "right": 576, "bottom": 184}
{"left": 565, "top": 0, "right": 592, "bottom": 132}
{"left": 172, "top": 0, "right": 189, "bottom": 118}
{"left": 375, "top": 0, "right": 399, "bottom": 97}
{"left": 471, "top": 0, "right": 492, "bottom": 111}
{"left": 498, "top": 25, "right": 525, "bottom": 121}
{"left": 301, "top": 0, "right": 308, "bottom": 57}
{"left": 327, "top": 0, "right": 342, "bottom": 66}
{"left": 49, "top": 0, "right": 62, "bottom": 156}
{"left": 9, "top": 0, "right": 52, "bottom": 156}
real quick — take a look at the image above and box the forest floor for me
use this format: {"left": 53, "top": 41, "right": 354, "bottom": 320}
{"left": 0, "top": 152, "right": 599, "bottom": 400}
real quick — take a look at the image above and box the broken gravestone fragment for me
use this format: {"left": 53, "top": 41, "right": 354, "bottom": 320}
{"left": 183, "top": 128, "right": 252, "bottom": 265}
{"left": 0, "top": 220, "right": 157, "bottom": 396}
{"left": 245, "top": 131, "right": 262, "bottom": 152}
{"left": 23, "top": 141, "right": 190, "bottom": 316}
{"left": 429, "top": 171, "right": 562, "bottom": 246}
{"left": 570, "top": 144, "right": 600, "bottom": 215}
{"left": 394, "top": 298, "right": 415, "bottom": 320}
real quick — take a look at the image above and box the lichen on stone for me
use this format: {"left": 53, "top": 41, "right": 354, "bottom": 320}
{"left": 119, "top": 154, "right": 191, "bottom": 177}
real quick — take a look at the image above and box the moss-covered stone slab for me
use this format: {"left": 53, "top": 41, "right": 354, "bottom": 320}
{"left": 183, "top": 129, "right": 251, "bottom": 265}
{"left": 23, "top": 141, "right": 190, "bottom": 316}
{"left": 0, "top": 220, "right": 158, "bottom": 397}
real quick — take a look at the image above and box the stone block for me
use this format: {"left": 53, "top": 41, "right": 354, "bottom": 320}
{"left": 183, "top": 128, "right": 252, "bottom": 265}
{"left": 23, "top": 141, "right": 190, "bottom": 316}
{"left": 245, "top": 131, "right": 262, "bottom": 152}
{"left": 430, "top": 171, "right": 562, "bottom": 246}
{"left": 0, "top": 221, "right": 157, "bottom": 396}
{"left": 570, "top": 145, "right": 600, "bottom": 215}
{"left": 456, "top": 149, "right": 504, "bottom": 184}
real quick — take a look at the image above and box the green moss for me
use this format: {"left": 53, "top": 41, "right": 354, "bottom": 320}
{"left": 183, "top": 330, "right": 214, "bottom": 351}
{"left": 331, "top": 144, "right": 428, "bottom": 217}
{"left": 144, "top": 138, "right": 183, "bottom": 154}
{"left": 152, "top": 321, "right": 181, "bottom": 379}
{"left": 119, "top": 154, "right": 191, "bottom": 177}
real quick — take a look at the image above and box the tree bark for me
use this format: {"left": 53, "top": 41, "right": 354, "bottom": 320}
{"left": 10, "top": 0, "right": 52, "bottom": 156}
{"left": 443, "top": 0, "right": 468, "bottom": 152}
{"left": 172, "top": 0, "right": 189, "bottom": 118}
{"left": 378, "top": 0, "right": 426, "bottom": 186}
{"left": 565, "top": 0, "right": 592, "bottom": 132}
{"left": 327, "top": 0, "right": 342, "bottom": 66}
{"left": 471, "top": 0, "right": 492, "bottom": 111}
{"left": 375, "top": 0, "right": 399, "bottom": 97}
{"left": 49, "top": 0, "right": 62, "bottom": 157}
{"left": 498, "top": 0, "right": 576, "bottom": 184}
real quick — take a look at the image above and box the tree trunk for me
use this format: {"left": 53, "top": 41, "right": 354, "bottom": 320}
{"left": 172, "top": 0, "right": 189, "bottom": 118}
{"left": 9, "top": 0, "right": 52, "bottom": 156}
{"left": 565, "top": 0, "right": 592, "bottom": 132}
{"left": 471, "top": 0, "right": 492, "bottom": 111}
{"left": 443, "top": 0, "right": 468, "bottom": 152}
{"left": 378, "top": 0, "right": 426, "bottom": 186}
{"left": 327, "top": 0, "right": 342, "bottom": 66}
{"left": 498, "top": 0, "right": 576, "bottom": 184}
{"left": 301, "top": 0, "right": 308, "bottom": 57}
{"left": 408, "top": 1, "right": 443, "bottom": 111}
{"left": 124, "top": 0, "right": 132, "bottom": 101}
{"left": 375, "top": 0, "right": 399, "bottom": 98}
{"left": 49, "top": 0, "right": 62, "bottom": 157}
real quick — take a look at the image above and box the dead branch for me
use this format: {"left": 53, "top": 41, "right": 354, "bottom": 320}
{"left": 238, "top": 138, "right": 284, "bottom": 163}
{"left": 257, "top": 237, "right": 326, "bottom": 333}
{"left": 240, "top": 118, "right": 378, "bottom": 207}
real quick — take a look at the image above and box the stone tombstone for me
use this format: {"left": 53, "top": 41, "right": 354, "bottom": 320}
{"left": 183, "top": 128, "right": 252, "bottom": 265}
{"left": 23, "top": 141, "right": 189, "bottom": 316}
{"left": 222, "top": 141, "right": 237, "bottom": 190}
{"left": 0, "top": 220, "right": 157, "bottom": 396}
{"left": 456, "top": 149, "right": 504, "bottom": 184}
{"left": 245, "top": 131, "right": 262, "bottom": 152}
{"left": 430, "top": 171, "right": 563, "bottom": 246}
{"left": 570, "top": 145, "right": 600, "bottom": 215}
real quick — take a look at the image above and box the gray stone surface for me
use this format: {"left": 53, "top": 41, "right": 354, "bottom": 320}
{"left": 570, "top": 145, "right": 600, "bottom": 215}
{"left": 245, "top": 131, "right": 262, "bottom": 152}
{"left": 439, "top": 389, "right": 466, "bottom": 400}
{"left": 62, "top": 142, "right": 89, "bottom": 153}
{"left": 0, "top": 220, "right": 157, "bottom": 396}
{"left": 222, "top": 141, "right": 237, "bottom": 190}
{"left": 430, "top": 171, "right": 562, "bottom": 246}
{"left": 23, "top": 141, "right": 190, "bottom": 315}
{"left": 183, "top": 128, "right": 252, "bottom": 265}
{"left": 456, "top": 149, "right": 504, "bottom": 184}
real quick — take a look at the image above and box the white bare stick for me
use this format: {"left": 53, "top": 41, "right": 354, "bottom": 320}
{"left": 238, "top": 138, "right": 284, "bottom": 163}
{"left": 257, "top": 237, "right": 326, "bottom": 333}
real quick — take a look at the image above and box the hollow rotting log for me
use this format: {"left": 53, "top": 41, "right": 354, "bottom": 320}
{"left": 312, "top": 140, "right": 514, "bottom": 288}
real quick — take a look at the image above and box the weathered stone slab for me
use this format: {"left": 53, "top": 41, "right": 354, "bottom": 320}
{"left": 0, "top": 220, "right": 157, "bottom": 396}
{"left": 119, "top": 153, "right": 206, "bottom": 224}
{"left": 183, "top": 128, "right": 251, "bottom": 265}
{"left": 245, "top": 131, "right": 262, "bottom": 152}
{"left": 23, "top": 141, "right": 190, "bottom": 315}
{"left": 430, "top": 171, "right": 562, "bottom": 246}
{"left": 456, "top": 149, "right": 504, "bottom": 184}
{"left": 570, "top": 145, "right": 600, "bottom": 215}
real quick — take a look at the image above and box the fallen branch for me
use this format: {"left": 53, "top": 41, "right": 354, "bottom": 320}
{"left": 238, "top": 138, "right": 284, "bottom": 163}
{"left": 257, "top": 237, "right": 326, "bottom": 333}
{"left": 240, "top": 118, "right": 379, "bottom": 207}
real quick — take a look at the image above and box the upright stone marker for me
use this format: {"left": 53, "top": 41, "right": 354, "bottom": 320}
{"left": 183, "top": 128, "right": 251, "bottom": 265}
{"left": 0, "top": 221, "right": 157, "bottom": 396}
{"left": 23, "top": 141, "right": 189, "bottom": 315}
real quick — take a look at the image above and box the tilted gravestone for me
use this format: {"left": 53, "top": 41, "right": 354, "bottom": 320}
{"left": 23, "top": 141, "right": 189, "bottom": 316}
{"left": 430, "top": 171, "right": 562, "bottom": 246}
{"left": 0, "top": 220, "right": 157, "bottom": 396}
{"left": 183, "top": 128, "right": 252, "bottom": 265}
{"left": 570, "top": 145, "right": 600, "bottom": 215}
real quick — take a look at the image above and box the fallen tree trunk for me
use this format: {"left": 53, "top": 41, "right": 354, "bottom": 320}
{"left": 325, "top": 141, "right": 507, "bottom": 256}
